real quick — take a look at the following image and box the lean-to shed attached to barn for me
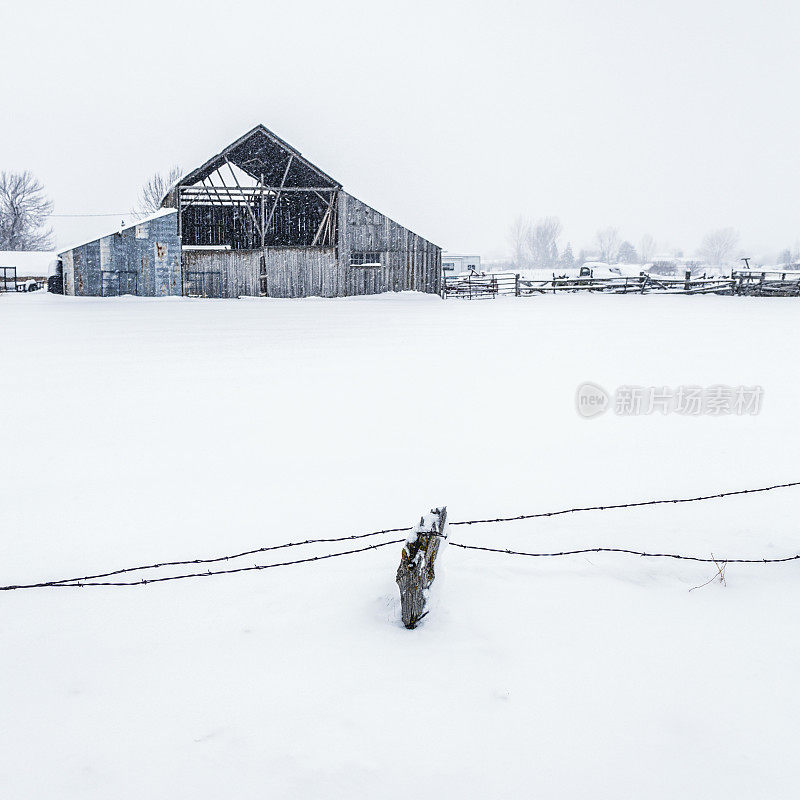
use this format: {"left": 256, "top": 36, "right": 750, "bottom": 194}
{"left": 58, "top": 210, "right": 181, "bottom": 297}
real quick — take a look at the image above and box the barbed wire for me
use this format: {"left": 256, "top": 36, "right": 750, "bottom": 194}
{"left": 2, "top": 479, "right": 799, "bottom": 591}
{"left": 37, "top": 480, "right": 800, "bottom": 588}
{"left": 448, "top": 480, "right": 800, "bottom": 527}
{"left": 35, "top": 527, "right": 412, "bottom": 588}
{"left": 0, "top": 539, "right": 405, "bottom": 591}
{"left": 450, "top": 542, "right": 800, "bottom": 564}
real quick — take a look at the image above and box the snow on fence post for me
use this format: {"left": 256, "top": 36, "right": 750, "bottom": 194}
{"left": 396, "top": 507, "right": 448, "bottom": 629}
{"left": 684, "top": 269, "right": 692, "bottom": 292}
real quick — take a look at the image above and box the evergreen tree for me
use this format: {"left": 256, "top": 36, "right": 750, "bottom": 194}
{"left": 561, "top": 242, "right": 575, "bottom": 269}
{"left": 617, "top": 240, "right": 639, "bottom": 264}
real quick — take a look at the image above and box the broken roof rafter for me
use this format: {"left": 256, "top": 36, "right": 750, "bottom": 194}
{"left": 177, "top": 124, "right": 341, "bottom": 195}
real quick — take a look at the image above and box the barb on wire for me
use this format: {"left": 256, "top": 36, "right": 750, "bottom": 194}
{"left": 449, "top": 480, "right": 800, "bottom": 527}
{"left": 450, "top": 542, "right": 800, "bottom": 564}
{"left": 0, "top": 539, "right": 405, "bottom": 591}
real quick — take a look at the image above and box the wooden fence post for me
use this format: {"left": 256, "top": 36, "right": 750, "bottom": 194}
{"left": 684, "top": 269, "right": 692, "bottom": 292}
{"left": 396, "top": 507, "right": 448, "bottom": 629}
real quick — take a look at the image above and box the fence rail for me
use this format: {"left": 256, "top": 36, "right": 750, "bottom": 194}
{"left": 443, "top": 270, "right": 800, "bottom": 299}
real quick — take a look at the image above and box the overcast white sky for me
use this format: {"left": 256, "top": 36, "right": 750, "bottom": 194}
{"left": 1, "top": 0, "right": 798, "bottom": 259}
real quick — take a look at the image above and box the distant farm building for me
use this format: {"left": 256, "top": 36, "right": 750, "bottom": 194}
{"left": 442, "top": 253, "right": 481, "bottom": 275}
{"left": 58, "top": 125, "right": 441, "bottom": 299}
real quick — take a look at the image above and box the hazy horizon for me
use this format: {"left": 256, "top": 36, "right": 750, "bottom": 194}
{"left": 2, "top": 0, "right": 798, "bottom": 261}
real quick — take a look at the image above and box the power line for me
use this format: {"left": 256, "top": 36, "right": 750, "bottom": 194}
{"left": 48, "top": 213, "right": 131, "bottom": 218}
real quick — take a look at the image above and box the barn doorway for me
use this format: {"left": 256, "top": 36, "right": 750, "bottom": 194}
{"left": 185, "top": 271, "right": 222, "bottom": 298}
{"left": 101, "top": 270, "right": 138, "bottom": 296}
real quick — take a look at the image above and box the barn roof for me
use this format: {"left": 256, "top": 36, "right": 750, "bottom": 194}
{"left": 176, "top": 124, "right": 342, "bottom": 192}
{"left": 57, "top": 209, "right": 178, "bottom": 257}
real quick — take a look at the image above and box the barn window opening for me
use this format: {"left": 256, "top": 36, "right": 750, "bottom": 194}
{"left": 350, "top": 251, "right": 381, "bottom": 267}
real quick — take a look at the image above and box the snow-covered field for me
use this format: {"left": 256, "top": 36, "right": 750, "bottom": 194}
{"left": 2, "top": 291, "right": 799, "bottom": 799}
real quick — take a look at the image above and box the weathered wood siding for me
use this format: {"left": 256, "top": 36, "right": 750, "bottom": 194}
{"left": 59, "top": 213, "right": 181, "bottom": 297}
{"left": 181, "top": 194, "right": 441, "bottom": 300}
{"left": 181, "top": 247, "right": 339, "bottom": 298}
{"left": 339, "top": 193, "right": 441, "bottom": 296}
{"left": 181, "top": 249, "right": 258, "bottom": 298}
{"left": 260, "top": 248, "right": 340, "bottom": 297}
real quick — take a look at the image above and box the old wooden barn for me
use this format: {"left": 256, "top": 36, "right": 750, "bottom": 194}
{"left": 58, "top": 125, "right": 441, "bottom": 299}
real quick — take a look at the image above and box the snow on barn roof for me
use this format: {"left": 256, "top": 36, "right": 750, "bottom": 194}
{"left": 57, "top": 209, "right": 177, "bottom": 257}
{"left": 0, "top": 250, "right": 59, "bottom": 277}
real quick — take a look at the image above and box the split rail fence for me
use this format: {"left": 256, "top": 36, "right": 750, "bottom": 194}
{"left": 443, "top": 269, "right": 800, "bottom": 299}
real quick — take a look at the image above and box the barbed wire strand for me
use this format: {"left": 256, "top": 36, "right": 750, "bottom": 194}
{"left": 0, "top": 539, "right": 405, "bottom": 591}
{"left": 3, "top": 479, "right": 800, "bottom": 592}
{"left": 38, "top": 480, "right": 800, "bottom": 587}
{"left": 37, "top": 527, "right": 412, "bottom": 588}
{"left": 448, "top": 480, "right": 800, "bottom": 527}
{"left": 450, "top": 542, "right": 800, "bottom": 564}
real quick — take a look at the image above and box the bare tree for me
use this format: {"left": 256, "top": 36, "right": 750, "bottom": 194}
{"left": 0, "top": 171, "right": 54, "bottom": 250}
{"left": 698, "top": 227, "right": 739, "bottom": 265}
{"left": 526, "top": 216, "right": 562, "bottom": 268}
{"left": 639, "top": 234, "right": 656, "bottom": 264}
{"left": 135, "top": 165, "right": 182, "bottom": 217}
{"left": 595, "top": 227, "right": 620, "bottom": 263}
{"left": 508, "top": 216, "right": 530, "bottom": 269}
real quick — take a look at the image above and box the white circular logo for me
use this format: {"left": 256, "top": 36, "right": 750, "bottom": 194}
{"left": 576, "top": 382, "right": 610, "bottom": 418}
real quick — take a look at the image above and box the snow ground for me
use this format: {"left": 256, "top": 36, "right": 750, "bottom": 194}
{"left": 1, "top": 291, "right": 799, "bottom": 799}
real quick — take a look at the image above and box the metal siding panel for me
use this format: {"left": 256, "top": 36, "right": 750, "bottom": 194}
{"left": 63, "top": 250, "right": 75, "bottom": 295}
{"left": 73, "top": 246, "right": 87, "bottom": 295}
{"left": 85, "top": 241, "right": 101, "bottom": 296}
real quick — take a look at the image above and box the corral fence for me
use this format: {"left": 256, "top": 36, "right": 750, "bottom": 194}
{"left": 443, "top": 269, "right": 800, "bottom": 299}
{"left": 441, "top": 271, "right": 520, "bottom": 299}
{"left": 0, "top": 266, "right": 17, "bottom": 292}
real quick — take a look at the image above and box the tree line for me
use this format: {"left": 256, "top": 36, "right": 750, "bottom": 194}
{"left": 508, "top": 216, "right": 796, "bottom": 270}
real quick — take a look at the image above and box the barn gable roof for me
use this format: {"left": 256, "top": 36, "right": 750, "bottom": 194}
{"left": 176, "top": 124, "right": 341, "bottom": 192}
